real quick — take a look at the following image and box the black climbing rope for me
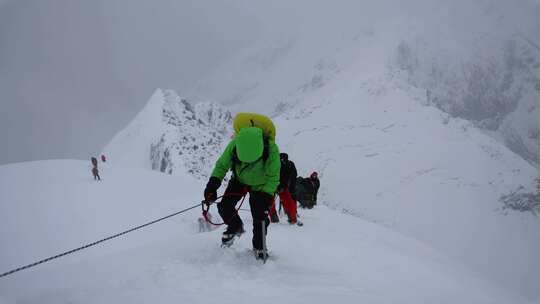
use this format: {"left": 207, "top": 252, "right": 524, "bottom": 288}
{"left": 0, "top": 203, "right": 201, "bottom": 279}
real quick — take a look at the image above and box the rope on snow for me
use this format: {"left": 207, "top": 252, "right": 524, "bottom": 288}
{"left": 0, "top": 203, "right": 201, "bottom": 279}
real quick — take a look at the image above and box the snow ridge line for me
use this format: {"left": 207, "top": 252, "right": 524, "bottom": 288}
{"left": 0, "top": 203, "right": 201, "bottom": 279}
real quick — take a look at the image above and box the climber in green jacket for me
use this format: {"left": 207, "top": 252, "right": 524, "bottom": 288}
{"left": 204, "top": 113, "right": 280, "bottom": 260}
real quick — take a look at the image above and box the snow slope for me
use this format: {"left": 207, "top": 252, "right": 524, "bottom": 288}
{"left": 95, "top": 1, "right": 540, "bottom": 299}
{"left": 0, "top": 160, "right": 525, "bottom": 303}
{"left": 180, "top": 1, "right": 540, "bottom": 299}
{"left": 272, "top": 72, "right": 540, "bottom": 300}
{"left": 107, "top": 36, "right": 540, "bottom": 299}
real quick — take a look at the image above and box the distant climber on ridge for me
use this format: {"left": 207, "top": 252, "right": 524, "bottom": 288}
{"left": 91, "top": 157, "right": 101, "bottom": 181}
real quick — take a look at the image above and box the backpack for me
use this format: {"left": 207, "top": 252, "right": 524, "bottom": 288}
{"left": 230, "top": 113, "right": 274, "bottom": 177}
{"left": 294, "top": 177, "right": 317, "bottom": 207}
{"left": 233, "top": 112, "right": 276, "bottom": 141}
{"left": 230, "top": 136, "right": 270, "bottom": 178}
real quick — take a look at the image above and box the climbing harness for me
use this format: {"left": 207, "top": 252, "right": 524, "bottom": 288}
{"left": 201, "top": 192, "right": 247, "bottom": 226}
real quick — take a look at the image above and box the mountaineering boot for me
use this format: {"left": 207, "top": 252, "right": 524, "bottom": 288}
{"left": 253, "top": 249, "right": 268, "bottom": 261}
{"left": 221, "top": 225, "right": 245, "bottom": 247}
{"left": 287, "top": 217, "right": 303, "bottom": 226}
{"left": 269, "top": 212, "right": 279, "bottom": 223}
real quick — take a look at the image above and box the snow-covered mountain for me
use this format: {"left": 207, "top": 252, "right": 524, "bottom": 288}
{"left": 391, "top": 34, "right": 540, "bottom": 169}
{"left": 103, "top": 88, "right": 232, "bottom": 179}
{"left": 187, "top": 0, "right": 540, "bottom": 168}
{"left": 102, "top": 2, "right": 540, "bottom": 299}
{"left": 0, "top": 160, "right": 527, "bottom": 303}
{"left": 176, "top": 4, "right": 540, "bottom": 298}
{"left": 273, "top": 74, "right": 540, "bottom": 300}
{"left": 3, "top": 1, "right": 540, "bottom": 302}
{"left": 92, "top": 1, "right": 540, "bottom": 300}
{"left": 103, "top": 78, "right": 540, "bottom": 300}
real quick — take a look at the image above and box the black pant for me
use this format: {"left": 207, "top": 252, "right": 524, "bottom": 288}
{"left": 217, "top": 179, "right": 272, "bottom": 250}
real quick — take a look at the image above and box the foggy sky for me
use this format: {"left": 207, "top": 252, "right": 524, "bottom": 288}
{"left": 1, "top": 0, "right": 539, "bottom": 165}
{"left": 0, "top": 0, "right": 259, "bottom": 165}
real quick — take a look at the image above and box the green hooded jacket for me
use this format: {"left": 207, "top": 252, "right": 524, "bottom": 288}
{"left": 210, "top": 128, "right": 280, "bottom": 195}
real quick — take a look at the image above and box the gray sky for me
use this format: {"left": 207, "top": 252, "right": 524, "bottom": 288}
{"left": 0, "top": 0, "right": 259, "bottom": 165}
{"left": 1, "top": 0, "right": 539, "bottom": 165}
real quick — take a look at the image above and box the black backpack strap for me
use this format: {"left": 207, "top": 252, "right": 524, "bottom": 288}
{"left": 231, "top": 146, "right": 240, "bottom": 178}
{"left": 262, "top": 136, "right": 269, "bottom": 161}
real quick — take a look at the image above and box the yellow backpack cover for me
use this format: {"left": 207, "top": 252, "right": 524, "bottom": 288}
{"left": 233, "top": 113, "right": 276, "bottom": 141}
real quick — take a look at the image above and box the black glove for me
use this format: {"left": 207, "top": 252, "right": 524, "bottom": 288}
{"left": 204, "top": 176, "right": 221, "bottom": 203}
{"left": 277, "top": 183, "right": 285, "bottom": 193}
